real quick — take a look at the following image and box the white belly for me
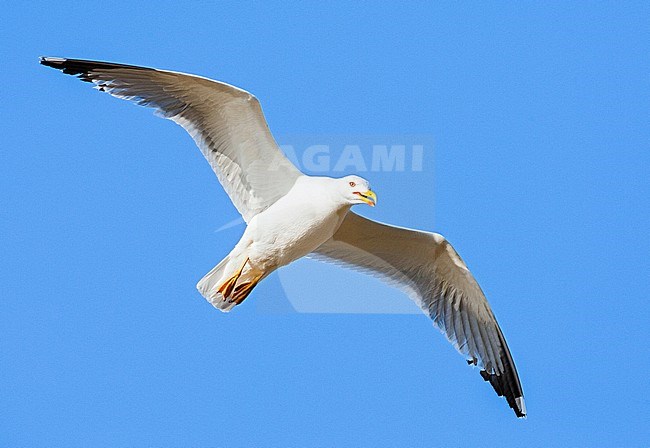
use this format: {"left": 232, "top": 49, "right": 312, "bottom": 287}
{"left": 242, "top": 193, "right": 349, "bottom": 271}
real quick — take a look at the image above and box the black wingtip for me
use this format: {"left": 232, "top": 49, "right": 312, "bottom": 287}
{"left": 39, "top": 56, "right": 99, "bottom": 83}
{"left": 40, "top": 56, "right": 67, "bottom": 68}
{"left": 39, "top": 56, "right": 159, "bottom": 83}
{"left": 480, "top": 369, "right": 527, "bottom": 418}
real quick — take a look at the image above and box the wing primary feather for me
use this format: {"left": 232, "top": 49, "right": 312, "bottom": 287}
{"left": 477, "top": 320, "right": 499, "bottom": 374}
{"left": 459, "top": 298, "right": 478, "bottom": 360}
{"left": 442, "top": 287, "right": 455, "bottom": 341}
{"left": 445, "top": 288, "right": 466, "bottom": 353}
{"left": 454, "top": 294, "right": 470, "bottom": 355}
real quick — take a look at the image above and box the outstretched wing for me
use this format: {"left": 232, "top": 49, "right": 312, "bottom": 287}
{"left": 40, "top": 57, "right": 302, "bottom": 222}
{"left": 313, "top": 212, "right": 526, "bottom": 417}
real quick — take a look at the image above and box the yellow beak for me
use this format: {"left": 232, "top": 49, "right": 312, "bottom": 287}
{"left": 355, "top": 190, "right": 377, "bottom": 207}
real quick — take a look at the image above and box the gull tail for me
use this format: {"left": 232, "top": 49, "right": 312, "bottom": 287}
{"left": 197, "top": 254, "right": 264, "bottom": 312}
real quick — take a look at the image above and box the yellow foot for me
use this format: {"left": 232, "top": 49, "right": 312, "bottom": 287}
{"left": 230, "top": 275, "right": 262, "bottom": 305}
{"left": 217, "top": 258, "right": 249, "bottom": 299}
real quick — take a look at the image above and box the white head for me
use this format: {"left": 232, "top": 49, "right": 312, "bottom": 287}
{"left": 336, "top": 175, "right": 377, "bottom": 207}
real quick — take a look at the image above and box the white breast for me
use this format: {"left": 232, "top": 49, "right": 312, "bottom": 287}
{"left": 243, "top": 177, "right": 350, "bottom": 270}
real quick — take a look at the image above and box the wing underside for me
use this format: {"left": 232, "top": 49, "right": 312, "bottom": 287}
{"left": 314, "top": 212, "right": 526, "bottom": 417}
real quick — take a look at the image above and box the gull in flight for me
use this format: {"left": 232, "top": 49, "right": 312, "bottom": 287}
{"left": 41, "top": 57, "right": 526, "bottom": 418}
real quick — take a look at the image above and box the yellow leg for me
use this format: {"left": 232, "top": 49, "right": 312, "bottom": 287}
{"left": 230, "top": 273, "right": 263, "bottom": 305}
{"left": 217, "top": 258, "right": 249, "bottom": 299}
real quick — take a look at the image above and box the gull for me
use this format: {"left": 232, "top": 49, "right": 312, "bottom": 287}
{"left": 40, "top": 57, "right": 526, "bottom": 418}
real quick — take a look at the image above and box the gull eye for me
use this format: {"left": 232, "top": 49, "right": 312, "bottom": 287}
{"left": 349, "top": 181, "right": 356, "bottom": 187}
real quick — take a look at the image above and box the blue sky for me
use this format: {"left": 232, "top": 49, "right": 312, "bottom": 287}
{"left": 2, "top": 2, "right": 649, "bottom": 446}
